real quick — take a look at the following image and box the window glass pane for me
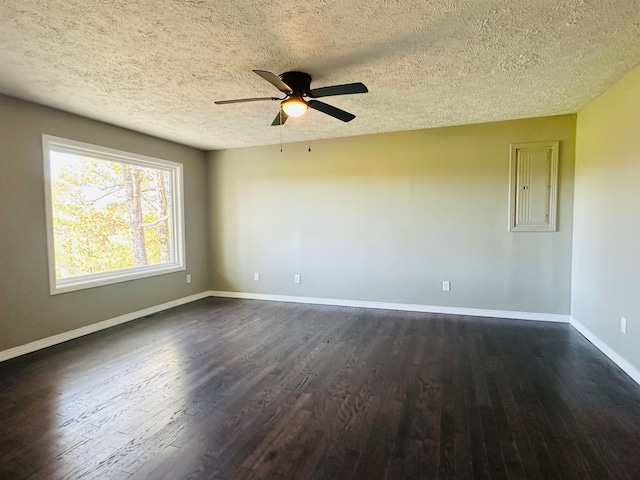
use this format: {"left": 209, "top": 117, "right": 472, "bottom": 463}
{"left": 50, "top": 151, "right": 174, "bottom": 279}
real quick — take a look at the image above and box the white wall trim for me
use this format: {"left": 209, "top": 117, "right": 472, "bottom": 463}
{"left": 8, "top": 290, "right": 638, "bottom": 390}
{"left": 1, "top": 289, "right": 572, "bottom": 364}
{"left": 0, "top": 292, "right": 211, "bottom": 363}
{"left": 570, "top": 316, "right": 640, "bottom": 386}
{"left": 208, "top": 290, "right": 570, "bottom": 323}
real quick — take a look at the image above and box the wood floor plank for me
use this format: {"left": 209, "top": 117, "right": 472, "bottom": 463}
{"left": 2, "top": 298, "right": 640, "bottom": 479}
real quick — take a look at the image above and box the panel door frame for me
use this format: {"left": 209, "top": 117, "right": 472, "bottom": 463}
{"left": 508, "top": 141, "right": 559, "bottom": 232}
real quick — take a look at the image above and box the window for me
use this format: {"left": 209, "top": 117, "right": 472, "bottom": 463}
{"left": 43, "top": 135, "right": 185, "bottom": 294}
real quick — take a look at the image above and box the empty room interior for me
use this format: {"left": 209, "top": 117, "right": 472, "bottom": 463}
{"left": 1, "top": 1, "right": 640, "bottom": 479}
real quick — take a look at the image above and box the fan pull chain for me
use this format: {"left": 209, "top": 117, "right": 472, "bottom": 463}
{"left": 279, "top": 109, "right": 283, "bottom": 153}
{"left": 308, "top": 109, "right": 311, "bottom": 152}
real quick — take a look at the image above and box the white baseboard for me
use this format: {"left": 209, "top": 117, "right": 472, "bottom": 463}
{"left": 5, "top": 289, "right": 637, "bottom": 389}
{"left": 570, "top": 316, "right": 640, "bottom": 386}
{"left": 208, "top": 290, "right": 570, "bottom": 323}
{"left": 0, "top": 292, "right": 211, "bottom": 363}
{"left": 0, "top": 289, "right": 571, "bottom": 364}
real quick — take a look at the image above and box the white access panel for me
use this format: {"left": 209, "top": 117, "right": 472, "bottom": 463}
{"left": 508, "top": 141, "right": 559, "bottom": 232}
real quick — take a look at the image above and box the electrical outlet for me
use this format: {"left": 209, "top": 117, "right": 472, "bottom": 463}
{"left": 442, "top": 280, "right": 451, "bottom": 292}
{"left": 254, "top": 272, "right": 260, "bottom": 282}
{"left": 621, "top": 317, "right": 627, "bottom": 335}
{"left": 186, "top": 274, "right": 191, "bottom": 284}
{"left": 294, "top": 274, "right": 301, "bottom": 284}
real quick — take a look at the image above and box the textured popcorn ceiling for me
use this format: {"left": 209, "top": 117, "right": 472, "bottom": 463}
{"left": 1, "top": 0, "right": 640, "bottom": 150}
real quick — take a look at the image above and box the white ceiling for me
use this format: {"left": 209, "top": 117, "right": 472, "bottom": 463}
{"left": 1, "top": 0, "right": 639, "bottom": 150}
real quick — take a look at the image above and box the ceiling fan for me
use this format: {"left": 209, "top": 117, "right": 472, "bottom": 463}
{"left": 215, "top": 70, "right": 368, "bottom": 126}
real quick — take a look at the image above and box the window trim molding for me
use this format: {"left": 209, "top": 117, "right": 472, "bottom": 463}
{"left": 42, "top": 134, "right": 186, "bottom": 295}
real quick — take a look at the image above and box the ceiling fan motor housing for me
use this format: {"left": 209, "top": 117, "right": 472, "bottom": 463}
{"left": 279, "top": 71, "right": 312, "bottom": 97}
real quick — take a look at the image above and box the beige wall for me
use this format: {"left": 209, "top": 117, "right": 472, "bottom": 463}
{"left": 3, "top": 65, "right": 638, "bottom": 380}
{"left": 573, "top": 64, "right": 640, "bottom": 372}
{"left": 208, "top": 115, "right": 576, "bottom": 314}
{"left": 0, "top": 94, "right": 209, "bottom": 352}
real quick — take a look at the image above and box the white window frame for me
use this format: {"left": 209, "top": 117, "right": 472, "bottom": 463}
{"left": 43, "top": 135, "right": 186, "bottom": 295}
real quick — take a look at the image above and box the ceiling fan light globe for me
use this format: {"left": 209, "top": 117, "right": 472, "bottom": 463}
{"left": 282, "top": 98, "right": 308, "bottom": 118}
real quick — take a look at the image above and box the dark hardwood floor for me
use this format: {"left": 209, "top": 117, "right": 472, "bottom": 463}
{"left": 1, "top": 298, "right": 640, "bottom": 479}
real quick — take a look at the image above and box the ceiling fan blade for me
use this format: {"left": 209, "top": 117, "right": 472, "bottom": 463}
{"left": 271, "top": 110, "right": 289, "bottom": 126}
{"left": 307, "top": 100, "right": 356, "bottom": 122}
{"left": 215, "top": 97, "right": 280, "bottom": 105}
{"left": 253, "top": 70, "right": 293, "bottom": 93}
{"left": 308, "top": 82, "right": 368, "bottom": 98}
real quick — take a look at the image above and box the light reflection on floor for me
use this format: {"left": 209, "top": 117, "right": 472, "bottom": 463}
{"left": 53, "top": 342, "right": 187, "bottom": 478}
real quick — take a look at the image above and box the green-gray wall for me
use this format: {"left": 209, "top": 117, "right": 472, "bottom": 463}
{"left": 208, "top": 115, "right": 576, "bottom": 314}
{"left": 0, "top": 94, "right": 209, "bottom": 352}
{"left": 5, "top": 67, "right": 639, "bottom": 384}
{"left": 572, "top": 63, "right": 640, "bottom": 375}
